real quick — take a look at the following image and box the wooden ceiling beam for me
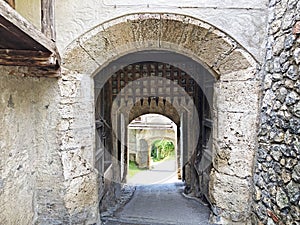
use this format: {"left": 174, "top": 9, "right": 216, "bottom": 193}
{"left": 0, "top": 16, "right": 49, "bottom": 51}
{"left": 0, "top": 0, "right": 60, "bottom": 74}
{"left": 0, "top": 49, "right": 59, "bottom": 68}
{"left": 0, "top": 1, "right": 58, "bottom": 52}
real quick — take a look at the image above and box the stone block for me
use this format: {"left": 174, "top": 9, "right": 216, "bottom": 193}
{"left": 219, "top": 66, "right": 257, "bottom": 81}
{"left": 62, "top": 41, "right": 99, "bottom": 75}
{"left": 80, "top": 29, "right": 118, "bottom": 70}
{"left": 61, "top": 150, "right": 93, "bottom": 180}
{"left": 214, "top": 80, "right": 260, "bottom": 112}
{"left": 160, "top": 15, "right": 187, "bottom": 46}
{"left": 213, "top": 106, "right": 257, "bottom": 179}
{"left": 213, "top": 147, "right": 255, "bottom": 178}
{"left": 64, "top": 172, "right": 99, "bottom": 218}
{"left": 216, "top": 48, "right": 254, "bottom": 75}
{"left": 58, "top": 104, "right": 75, "bottom": 119}
{"left": 181, "top": 24, "right": 235, "bottom": 69}
{"left": 58, "top": 79, "right": 80, "bottom": 98}
{"left": 209, "top": 170, "right": 252, "bottom": 220}
{"left": 128, "top": 14, "right": 161, "bottom": 49}
{"left": 215, "top": 111, "right": 258, "bottom": 148}
{"left": 103, "top": 21, "right": 136, "bottom": 53}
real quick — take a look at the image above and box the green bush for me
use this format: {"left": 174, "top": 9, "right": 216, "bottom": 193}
{"left": 128, "top": 160, "right": 146, "bottom": 177}
{"left": 151, "top": 140, "right": 175, "bottom": 161}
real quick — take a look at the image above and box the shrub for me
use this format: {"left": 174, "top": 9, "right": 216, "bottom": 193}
{"left": 151, "top": 140, "right": 175, "bottom": 161}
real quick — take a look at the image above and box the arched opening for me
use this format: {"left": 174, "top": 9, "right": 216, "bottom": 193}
{"left": 94, "top": 51, "right": 214, "bottom": 211}
{"left": 62, "top": 13, "right": 259, "bottom": 224}
{"left": 127, "top": 114, "right": 178, "bottom": 185}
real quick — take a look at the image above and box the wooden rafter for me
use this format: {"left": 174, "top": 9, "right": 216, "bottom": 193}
{"left": 4, "top": 0, "right": 14, "bottom": 8}
{"left": 0, "top": 0, "right": 60, "bottom": 76}
{"left": 0, "top": 49, "right": 58, "bottom": 68}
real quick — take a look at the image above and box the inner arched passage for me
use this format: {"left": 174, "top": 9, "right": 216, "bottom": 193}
{"left": 127, "top": 114, "right": 178, "bottom": 185}
{"left": 62, "top": 13, "right": 259, "bottom": 224}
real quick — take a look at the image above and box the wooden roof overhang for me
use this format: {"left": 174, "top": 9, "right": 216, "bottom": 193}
{"left": 0, "top": 0, "right": 60, "bottom": 77}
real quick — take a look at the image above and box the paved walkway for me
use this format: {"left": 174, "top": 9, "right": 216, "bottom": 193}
{"left": 102, "top": 158, "right": 212, "bottom": 225}
{"left": 127, "top": 157, "right": 178, "bottom": 185}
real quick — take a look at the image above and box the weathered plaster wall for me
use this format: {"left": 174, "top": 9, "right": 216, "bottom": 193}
{"left": 15, "top": 0, "right": 41, "bottom": 29}
{"left": 0, "top": 69, "right": 36, "bottom": 224}
{"left": 0, "top": 66, "right": 66, "bottom": 224}
{"left": 55, "top": 0, "right": 268, "bottom": 61}
{"left": 253, "top": 1, "right": 300, "bottom": 224}
{"left": 0, "top": 66, "right": 100, "bottom": 224}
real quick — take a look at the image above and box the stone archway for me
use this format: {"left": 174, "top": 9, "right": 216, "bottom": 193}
{"left": 61, "top": 13, "right": 259, "bottom": 224}
{"left": 111, "top": 87, "right": 189, "bottom": 184}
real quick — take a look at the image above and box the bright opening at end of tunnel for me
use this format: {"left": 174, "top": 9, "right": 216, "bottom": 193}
{"left": 126, "top": 114, "right": 180, "bottom": 185}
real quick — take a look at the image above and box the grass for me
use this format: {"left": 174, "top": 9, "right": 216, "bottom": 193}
{"left": 128, "top": 161, "right": 146, "bottom": 178}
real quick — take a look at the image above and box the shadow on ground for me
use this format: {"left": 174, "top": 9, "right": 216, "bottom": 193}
{"left": 101, "top": 158, "right": 212, "bottom": 225}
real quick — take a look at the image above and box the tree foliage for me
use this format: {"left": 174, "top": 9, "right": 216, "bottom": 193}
{"left": 151, "top": 139, "right": 175, "bottom": 161}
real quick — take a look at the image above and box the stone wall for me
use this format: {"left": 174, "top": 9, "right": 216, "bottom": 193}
{"left": 129, "top": 128, "right": 176, "bottom": 168}
{"left": 0, "top": 1, "right": 273, "bottom": 223}
{"left": 63, "top": 13, "right": 259, "bottom": 224}
{"left": 56, "top": 0, "right": 268, "bottom": 61}
{"left": 253, "top": 1, "right": 300, "bottom": 224}
{"left": 0, "top": 67, "right": 67, "bottom": 224}
{"left": 0, "top": 66, "right": 100, "bottom": 224}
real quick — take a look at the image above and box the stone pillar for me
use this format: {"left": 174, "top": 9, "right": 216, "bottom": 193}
{"left": 120, "top": 113, "right": 127, "bottom": 182}
{"left": 137, "top": 139, "right": 149, "bottom": 168}
{"left": 209, "top": 70, "right": 259, "bottom": 224}
{"left": 57, "top": 69, "right": 100, "bottom": 224}
{"left": 181, "top": 111, "right": 191, "bottom": 186}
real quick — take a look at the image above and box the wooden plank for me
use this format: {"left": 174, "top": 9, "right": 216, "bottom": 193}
{"left": 0, "top": 16, "right": 48, "bottom": 51}
{"left": 0, "top": 0, "right": 58, "bottom": 54}
{"left": 0, "top": 49, "right": 59, "bottom": 68}
{"left": 26, "top": 66, "right": 60, "bottom": 78}
{"left": 4, "top": 0, "right": 14, "bottom": 8}
{"left": 0, "top": 65, "right": 60, "bottom": 78}
{"left": 41, "top": 0, "right": 55, "bottom": 40}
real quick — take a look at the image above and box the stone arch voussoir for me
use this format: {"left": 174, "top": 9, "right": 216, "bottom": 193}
{"left": 62, "top": 13, "right": 257, "bottom": 80}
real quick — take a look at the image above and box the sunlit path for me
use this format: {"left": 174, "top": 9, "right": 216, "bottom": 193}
{"left": 127, "top": 156, "right": 178, "bottom": 185}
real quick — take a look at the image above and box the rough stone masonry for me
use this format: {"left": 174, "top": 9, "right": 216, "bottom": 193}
{"left": 253, "top": 0, "right": 300, "bottom": 224}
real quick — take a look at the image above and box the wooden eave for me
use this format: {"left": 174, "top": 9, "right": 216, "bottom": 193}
{"left": 0, "top": 1, "right": 60, "bottom": 77}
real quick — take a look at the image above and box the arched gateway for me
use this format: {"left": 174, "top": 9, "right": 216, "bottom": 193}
{"left": 61, "top": 13, "right": 259, "bottom": 224}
